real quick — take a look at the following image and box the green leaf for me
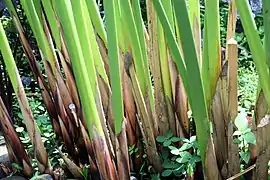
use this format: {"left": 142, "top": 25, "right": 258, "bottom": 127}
{"left": 243, "top": 131, "right": 256, "bottom": 145}
{"left": 170, "top": 137, "right": 183, "bottom": 142}
{"left": 176, "top": 152, "right": 192, "bottom": 164}
{"left": 174, "top": 164, "right": 185, "bottom": 171}
{"left": 179, "top": 143, "right": 193, "bottom": 151}
{"left": 235, "top": 112, "right": 249, "bottom": 132}
{"left": 189, "top": 136, "right": 196, "bottom": 142}
{"left": 163, "top": 160, "right": 174, "bottom": 168}
{"left": 172, "top": 0, "right": 211, "bottom": 166}
{"left": 170, "top": 149, "right": 180, "bottom": 155}
{"left": 168, "top": 146, "right": 178, "bottom": 150}
{"left": 81, "top": 165, "right": 89, "bottom": 179}
{"left": 85, "top": 0, "right": 107, "bottom": 45}
{"left": 202, "top": 0, "right": 221, "bottom": 108}
{"left": 173, "top": 164, "right": 185, "bottom": 176}
{"left": 179, "top": 151, "right": 192, "bottom": 159}
{"left": 166, "top": 130, "right": 173, "bottom": 138}
{"left": 187, "top": 163, "right": 194, "bottom": 176}
{"left": 18, "top": 113, "right": 23, "bottom": 120}
{"left": 161, "top": 169, "right": 172, "bottom": 177}
{"left": 156, "top": 136, "right": 166, "bottom": 143}
{"left": 173, "top": 169, "right": 185, "bottom": 177}
{"left": 182, "top": 138, "right": 190, "bottom": 143}
{"left": 12, "top": 163, "right": 23, "bottom": 171}
{"left": 172, "top": 162, "right": 181, "bottom": 169}
{"left": 47, "top": 124, "right": 52, "bottom": 128}
{"left": 242, "top": 128, "right": 252, "bottom": 134}
{"left": 176, "top": 157, "right": 189, "bottom": 164}
{"left": 38, "top": 106, "right": 45, "bottom": 111}
{"left": 191, "top": 155, "right": 201, "bottom": 163}
{"left": 150, "top": 174, "right": 161, "bottom": 180}
{"left": 161, "top": 151, "right": 169, "bottom": 159}
{"left": 15, "top": 127, "right": 24, "bottom": 133}
{"left": 21, "top": 138, "right": 31, "bottom": 144}
{"left": 240, "top": 151, "right": 250, "bottom": 164}
{"left": 37, "top": 115, "right": 49, "bottom": 124}
{"left": 233, "top": 138, "right": 242, "bottom": 144}
{"left": 233, "top": 130, "right": 242, "bottom": 136}
{"left": 193, "top": 141, "right": 199, "bottom": 149}
{"left": 43, "top": 133, "right": 52, "bottom": 138}
{"left": 103, "top": 0, "right": 124, "bottom": 134}
{"left": 41, "top": 137, "right": 48, "bottom": 142}
{"left": 128, "top": 144, "right": 135, "bottom": 151}
{"left": 163, "top": 140, "right": 172, "bottom": 147}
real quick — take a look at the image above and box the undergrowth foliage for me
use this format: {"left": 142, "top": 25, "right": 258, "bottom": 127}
{"left": 156, "top": 130, "right": 201, "bottom": 178}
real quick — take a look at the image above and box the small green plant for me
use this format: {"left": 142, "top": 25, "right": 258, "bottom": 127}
{"left": 129, "top": 144, "right": 140, "bottom": 158}
{"left": 233, "top": 111, "right": 256, "bottom": 164}
{"left": 238, "top": 66, "right": 258, "bottom": 114}
{"left": 150, "top": 173, "right": 161, "bottom": 180}
{"left": 13, "top": 88, "right": 62, "bottom": 171}
{"left": 156, "top": 131, "right": 201, "bottom": 178}
{"left": 8, "top": 163, "right": 23, "bottom": 177}
{"left": 128, "top": 142, "right": 149, "bottom": 179}
{"left": 156, "top": 130, "right": 183, "bottom": 147}
{"left": 81, "top": 165, "right": 90, "bottom": 180}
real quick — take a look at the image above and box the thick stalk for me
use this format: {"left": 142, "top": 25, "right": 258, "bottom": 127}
{"left": 0, "top": 20, "right": 51, "bottom": 174}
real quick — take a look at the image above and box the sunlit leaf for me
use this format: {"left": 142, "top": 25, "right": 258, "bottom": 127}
{"left": 240, "top": 151, "right": 250, "bottom": 164}
{"left": 179, "top": 143, "right": 193, "bottom": 151}
{"left": 243, "top": 131, "right": 256, "bottom": 144}
{"left": 176, "top": 157, "right": 189, "bottom": 164}
{"left": 235, "top": 112, "right": 249, "bottom": 132}
{"left": 156, "top": 136, "right": 166, "bottom": 143}
{"left": 170, "top": 149, "right": 180, "bottom": 155}
{"left": 16, "top": 127, "right": 24, "bottom": 133}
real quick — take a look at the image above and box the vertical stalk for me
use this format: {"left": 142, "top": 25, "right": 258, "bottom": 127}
{"left": 202, "top": 0, "right": 221, "bottom": 107}
{"left": 227, "top": 38, "right": 240, "bottom": 178}
{"left": 103, "top": 0, "right": 130, "bottom": 178}
{"left": 53, "top": 1, "right": 117, "bottom": 178}
{"left": 0, "top": 20, "right": 51, "bottom": 174}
